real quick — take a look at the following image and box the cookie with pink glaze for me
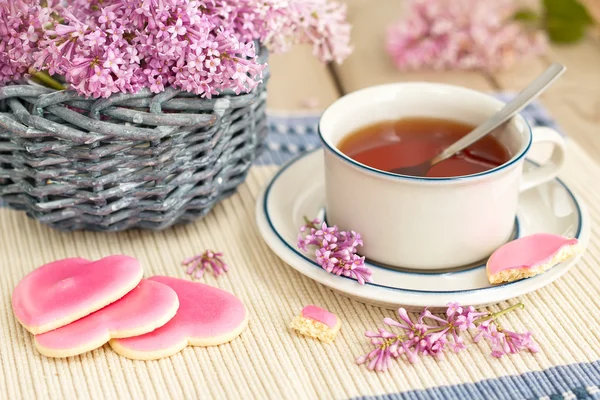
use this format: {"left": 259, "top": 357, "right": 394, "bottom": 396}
{"left": 109, "top": 276, "right": 248, "bottom": 360}
{"left": 487, "top": 233, "right": 580, "bottom": 284}
{"left": 34, "top": 279, "right": 179, "bottom": 358}
{"left": 12, "top": 256, "right": 143, "bottom": 334}
{"left": 290, "top": 305, "right": 341, "bottom": 343}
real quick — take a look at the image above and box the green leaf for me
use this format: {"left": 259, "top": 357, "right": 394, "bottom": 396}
{"left": 544, "top": 0, "right": 593, "bottom": 22}
{"left": 514, "top": 9, "right": 539, "bottom": 23}
{"left": 543, "top": 0, "right": 593, "bottom": 43}
{"left": 546, "top": 22, "right": 588, "bottom": 42}
{"left": 546, "top": 17, "right": 588, "bottom": 42}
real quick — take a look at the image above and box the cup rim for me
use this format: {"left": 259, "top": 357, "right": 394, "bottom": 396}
{"left": 317, "top": 82, "right": 533, "bottom": 182}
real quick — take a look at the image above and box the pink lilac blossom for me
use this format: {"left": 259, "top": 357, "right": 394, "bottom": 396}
{"left": 355, "top": 328, "right": 402, "bottom": 371}
{"left": 297, "top": 218, "right": 373, "bottom": 285}
{"left": 258, "top": 0, "right": 353, "bottom": 64}
{"left": 182, "top": 250, "right": 229, "bottom": 279}
{"left": 357, "top": 302, "right": 538, "bottom": 371}
{"left": 386, "top": 0, "right": 547, "bottom": 71}
{"left": 473, "top": 319, "right": 540, "bottom": 357}
{"left": 203, "top": 0, "right": 352, "bottom": 64}
{"left": 1, "top": 0, "right": 351, "bottom": 98}
{"left": 0, "top": 0, "right": 56, "bottom": 85}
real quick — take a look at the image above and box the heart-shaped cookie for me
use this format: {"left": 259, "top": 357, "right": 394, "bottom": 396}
{"left": 12, "top": 256, "right": 143, "bottom": 334}
{"left": 34, "top": 279, "right": 179, "bottom": 358}
{"left": 109, "top": 276, "right": 248, "bottom": 360}
{"left": 487, "top": 233, "right": 580, "bottom": 284}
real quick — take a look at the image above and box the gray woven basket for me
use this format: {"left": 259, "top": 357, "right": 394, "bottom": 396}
{"left": 0, "top": 51, "right": 269, "bottom": 232}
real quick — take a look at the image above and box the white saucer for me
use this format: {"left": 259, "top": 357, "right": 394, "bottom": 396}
{"left": 256, "top": 149, "right": 590, "bottom": 308}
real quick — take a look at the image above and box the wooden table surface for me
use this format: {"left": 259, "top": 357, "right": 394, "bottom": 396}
{"left": 266, "top": 1, "right": 600, "bottom": 157}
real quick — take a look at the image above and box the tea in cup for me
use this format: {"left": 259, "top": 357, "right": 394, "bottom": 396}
{"left": 318, "top": 83, "right": 566, "bottom": 270}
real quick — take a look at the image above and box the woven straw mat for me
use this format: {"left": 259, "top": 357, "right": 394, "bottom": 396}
{"left": 1, "top": 139, "right": 600, "bottom": 400}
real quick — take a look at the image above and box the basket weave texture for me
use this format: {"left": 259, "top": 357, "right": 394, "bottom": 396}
{"left": 0, "top": 53, "right": 269, "bottom": 232}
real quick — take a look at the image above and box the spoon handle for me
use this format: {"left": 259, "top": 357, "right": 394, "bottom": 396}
{"left": 431, "top": 63, "right": 566, "bottom": 166}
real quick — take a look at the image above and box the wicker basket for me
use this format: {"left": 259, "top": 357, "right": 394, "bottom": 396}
{"left": 0, "top": 51, "right": 269, "bottom": 232}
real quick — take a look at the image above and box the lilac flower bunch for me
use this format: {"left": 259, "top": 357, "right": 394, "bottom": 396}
{"left": 357, "top": 302, "right": 539, "bottom": 371}
{"left": 182, "top": 250, "right": 229, "bottom": 279}
{"left": 386, "top": 0, "right": 547, "bottom": 72}
{"left": 0, "top": 0, "right": 56, "bottom": 85}
{"left": 298, "top": 218, "right": 373, "bottom": 285}
{"left": 0, "top": 0, "right": 352, "bottom": 98}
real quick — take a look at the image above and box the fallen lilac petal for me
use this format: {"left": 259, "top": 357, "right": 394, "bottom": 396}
{"left": 383, "top": 317, "right": 407, "bottom": 329}
{"left": 397, "top": 308, "right": 414, "bottom": 327}
{"left": 182, "top": 255, "right": 198, "bottom": 265}
{"left": 449, "top": 331, "right": 466, "bottom": 352}
{"left": 402, "top": 342, "right": 419, "bottom": 363}
{"left": 355, "top": 354, "right": 368, "bottom": 364}
{"left": 427, "top": 328, "right": 449, "bottom": 344}
{"left": 368, "top": 350, "right": 381, "bottom": 370}
{"left": 446, "top": 302, "right": 463, "bottom": 318}
{"left": 491, "top": 350, "right": 505, "bottom": 358}
{"left": 379, "top": 330, "right": 397, "bottom": 339}
{"left": 186, "top": 263, "right": 196, "bottom": 276}
{"left": 421, "top": 309, "right": 448, "bottom": 325}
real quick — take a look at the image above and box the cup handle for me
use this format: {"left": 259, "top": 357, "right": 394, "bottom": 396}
{"left": 519, "top": 126, "right": 566, "bottom": 192}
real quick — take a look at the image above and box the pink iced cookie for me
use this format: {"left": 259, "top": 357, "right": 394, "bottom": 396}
{"left": 109, "top": 276, "right": 248, "bottom": 360}
{"left": 487, "top": 233, "right": 580, "bottom": 284}
{"left": 290, "top": 305, "right": 341, "bottom": 343}
{"left": 302, "top": 305, "right": 338, "bottom": 328}
{"left": 34, "top": 279, "right": 179, "bottom": 358}
{"left": 12, "top": 256, "right": 143, "bottom": 334}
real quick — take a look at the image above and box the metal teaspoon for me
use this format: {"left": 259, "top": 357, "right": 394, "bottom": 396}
{"left": 390, "top": 63, "right": 566, "bottom": 177}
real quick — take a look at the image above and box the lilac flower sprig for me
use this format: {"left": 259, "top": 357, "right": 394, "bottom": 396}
{"left": 297, "top": 217, "right": 373, "bottom": 285}
{"left": 357, "top": 302, "right": 539, "bottom": 371}
{"left": 182, "top": 250, "right": 229, "bottom": 279}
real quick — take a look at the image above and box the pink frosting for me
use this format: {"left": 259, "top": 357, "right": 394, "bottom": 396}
{"left": 112, "top": 276, "right": 247, "bottom": 352}
{"left": 35, "top": 279, "right": 178, "bottom": 350}
{"left": 487, "top": 234, "right": 578, "bottom": 275}
{"left": 12, "top": 256, "right": 143, "bottom": 332}
{"left": 302, "top": 305, "right": 338, "bottom": 329}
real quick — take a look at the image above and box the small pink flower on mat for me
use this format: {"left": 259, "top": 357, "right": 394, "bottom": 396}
{"left": 474, "top": 320, "right": 540, "bottom": 357}
{"left": 297, "top": 218, "right": 373, "bottom": 285}
{"left": 182, "top": 250, "right": 228, "bottom": 279}
{"left": 357, "top": 302, "right": 538, "bottom": 371}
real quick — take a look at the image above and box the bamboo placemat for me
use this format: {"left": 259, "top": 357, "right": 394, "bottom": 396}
{"left": 1, "top": 140, "right": 600, "bottom": 399}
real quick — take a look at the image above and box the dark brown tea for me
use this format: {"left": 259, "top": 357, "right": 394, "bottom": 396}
{"left": 338, "top": 117, "right": 511, "bottom": 178}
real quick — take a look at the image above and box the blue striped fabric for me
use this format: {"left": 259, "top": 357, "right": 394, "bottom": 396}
{"left": 354, "top": 361, "right": 600, "bottom": 400}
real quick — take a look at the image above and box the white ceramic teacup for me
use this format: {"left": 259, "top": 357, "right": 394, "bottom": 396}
{"left": 318, "top": 83, "right": 566, "bottom": 270}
